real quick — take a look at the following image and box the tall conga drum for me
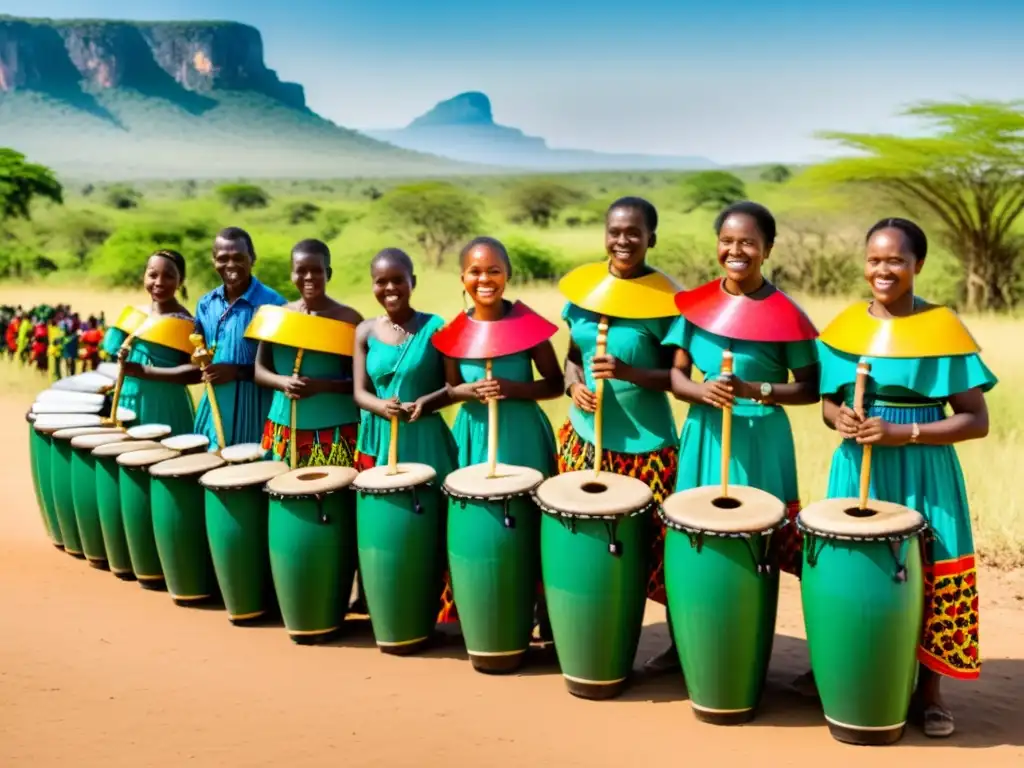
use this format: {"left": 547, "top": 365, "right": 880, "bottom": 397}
{"left": 266, "top": 466, "right": 359, "bottom": 643}
{"left": 533, "top": 471, "right": 653, "bottom": 699}
{"left": 443, "top": 463, "right": 543, "bottom": 673}
{"left": 353, "top": 463, "right": 442, "bottom": 654}
{"left": 93, "top": 440, "right": 165, "bottom": 579}
{"left": 200, "top": 461, "right": 289, "bottom": 625}
{"left": 47, "top": 422, "right": 129, "bottom": 559}
{"left": 27, "top": 410, "right": 61, "bottom": 548}
{"left": 116, "top": 446, "right": 181, "bottom": 587}
{"left": 69, "top": 431, "right": 133, "bottom": 568}
{"left": 149, "top": 452, "right": 226, "bottom": 605}
{"left": 798, "top": 499, "right": 926, "bottom": 745}
{"left": 660, "top": 486, "right": 785, "bottom": 723}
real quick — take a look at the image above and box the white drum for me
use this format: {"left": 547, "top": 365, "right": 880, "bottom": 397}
{"left": 127, "top": 424, "right": 173, "bottom": 440}
{"left": 35, "top": 390, "right": 105, "bottom": 406}
{"left": 51, "top": 372, "right": 114, "bottom": 393}
{"left": 161, "top": 434, "right": 211, "bottom": 454}
{"left": 220, "top": 443, "right": 265, "bottom": 463}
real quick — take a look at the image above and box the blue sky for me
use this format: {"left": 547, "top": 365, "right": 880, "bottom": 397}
{"left": 4, "top": 1, "right": 1022, "bottom": 163}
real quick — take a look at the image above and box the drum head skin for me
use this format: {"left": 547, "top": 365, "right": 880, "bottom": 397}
{"left": 352, "top": 463, "right": 436, "bottom": 492}
{"left": 219, "top": 443, "right": 265, "bottom": 463}
{"left": 116, "top": 447, "right": 180, "bottom": 468}
{"left": 150, "top": 452, "right": 226, "bottom": 478}
{"left": 798, "top": 498, "right": 925, "bottom": 538}
{"left": 96, "top": 362, "right": 120, "bottom": 379}
{"left": 31, "top": 401, "right": 103, "bottom": 415}
{"left": 126, "top": 424, "right": 172, "bottom": 440}
{"left": 52, "top": 426, "right": 124, "bottom": 441}
{"left": 51, "top": 372, "right": 114, "bottom": 393}
{"left": 266, "top": 466, "right": 358, "bottom": 497}
{"left": 34, "top": 415, "right": 105, "bottom": 434}
{"left": 199, "top": 460, "right": 289, "bottom": 490}
{"left": 35, "top": 390, "right": 105, "bottom": 406}
{"left": 533, "top": 470, "right": 653, "bottom": 518}
{"left": 161, "top": 434, "right": 211, "bottom": 453}
{"left": 661, "top": 485, "right": 786, "bottom": 535}
{"left": 443, "top": 463, "right": 543, "bottom": 499}
{"left": 71, "top": 433, "right": 131, "bottom": 451}
{"left": 92, "top": 440, "right": 163, "bottom": 458}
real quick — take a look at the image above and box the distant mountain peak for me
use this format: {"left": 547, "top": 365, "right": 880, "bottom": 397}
{"left": 408, "top": 91, "right": 493, "bottom": 128}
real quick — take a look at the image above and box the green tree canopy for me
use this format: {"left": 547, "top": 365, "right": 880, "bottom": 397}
{"left": 217, "top": 183, "right": 270, "bottom": 212}
{"left": 802, "top": 99, "right": 1024, "bottom": 311}
{"left": 0, "top": 148, "right": 63, "bottom": 221}
{"left": 760, "top": 164, "right": 792, "bottom": 184}
{"left": 508, "top": 179, "right": 587, "bottom": 227}
{"left": 681, "top": 171, "right": 746, "bottom": 213}
{"left": 378, "top": 182, "right": 482, "bottom": 266}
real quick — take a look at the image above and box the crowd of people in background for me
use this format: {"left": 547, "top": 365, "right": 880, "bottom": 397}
{"left": 0, "top": 304, "right": 108, "bottom": 380}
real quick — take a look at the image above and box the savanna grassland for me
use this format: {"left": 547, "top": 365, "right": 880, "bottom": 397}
{"left": 2, "top": 167, "right": 1021, "bottom": 566}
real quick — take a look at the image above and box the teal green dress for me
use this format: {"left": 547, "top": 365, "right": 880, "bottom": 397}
{"left": 101, "top": 326, "right": 195, "bottom": 435}
{"left": 356, "top": 313, "right": 457, "bottom": 478}
{"left": 263, "top": 344, "right": 359, "bottom": 467}
{"left": 451, "top": 350, "right": 557, "bottom": 476}
{"left": 819, "top": 334, "right": 997, "bottom": 681}
{"left": 663, "top": 317, "right": 818, "bottom": 502}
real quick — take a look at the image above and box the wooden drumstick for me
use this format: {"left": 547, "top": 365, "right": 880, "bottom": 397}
{"left": 720, "top": 350, "right": 734, "bottom": 498}
{"left": 592, "top": 316, "right": 609, "bottom": 476}
{"left": 854, "top": 359, "right": 872, "bottom": 510}
{"left": 486, "top": 358, "right": 499, "bottom": 478}
{"left": 387, "top": 414, "right": 399, "bottom": 475}
{"left": 289, "top": 349, "right": 305, "bottom": 470}
{"left": 189, "top": 333, "right": 226, "bottom": 452}
{"left": 107, "top": 330, "right": 140, "bottom": 426}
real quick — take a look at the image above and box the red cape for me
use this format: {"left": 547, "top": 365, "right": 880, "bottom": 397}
{"left": 432, "top": 301, "right": 558, "bottom": 359}
{"left": 674, "top": 280, "right": 818, "bottom": 343}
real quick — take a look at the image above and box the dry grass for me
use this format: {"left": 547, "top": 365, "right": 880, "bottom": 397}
{"left": 4, "top": 284, "right": 1021, "bottom": 567}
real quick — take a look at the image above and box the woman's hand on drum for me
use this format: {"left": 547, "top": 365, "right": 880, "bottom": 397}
{"left": 590, "top": 354, "right": 631, "bottom": 382}
{"left": 856, "top": 417, "right": 906, "bottom": 446}
{"left": 569, "top": 382, "right": 598, "bottom": 413}
{"left": 203, "top": 363, "right": 239, "bottom": 385}
{"left": 700, "top": 377, "right": 734, "bottom": 409}
{"left": 834, "top": 404, "right": 862, "bottom": 439}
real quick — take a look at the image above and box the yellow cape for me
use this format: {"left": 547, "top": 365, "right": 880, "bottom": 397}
{"left": 244, "top": 305, "right": 356, "bottom": 357}
{"left": 113, "top": 306, "right": 150, "bottom": 335}
{"left": 558, "top": 262, "right": 681, "bottom": 319}
{"left": 132, "top": 315, "right": 198, "bottom": 356}
{"left": 819, "top": 301, "right": 981, "bottom": 358}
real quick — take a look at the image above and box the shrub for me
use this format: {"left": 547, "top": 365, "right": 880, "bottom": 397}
{"left": 508, "top": 180, "right": 587, "bottom": 228}
{"left": 284, "top": 201, "right": 321, "bottom": 225}
{"left": 217, "top": 183, "right": 270, "bottom": 211}
{"left": 378, "top": 182, "right": 482, "bottom": 267}
{"left": 503, "top": 237, "right": 566, "bottom": 282}
{"left": 104, "top": 184, "right": 141, "bottom": 210}
{"left": 681, "top": 171, "right": 746, "bottom": 213}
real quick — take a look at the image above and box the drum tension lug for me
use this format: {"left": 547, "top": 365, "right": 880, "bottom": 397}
{"left": 503, "top": 499, "right": 515, "bottom": 529}
{"left": 412, "top": 488, "right": 423, "bottom": 515}
{"left": 604, "top": 521, "right": 623, "bottom": 557}
{"left": 315, "top": 494, "right": 330, "bottom": 524}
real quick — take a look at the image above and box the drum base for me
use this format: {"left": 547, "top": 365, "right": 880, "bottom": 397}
{"left": 172, "top": 595, "right": 215, "bottom": 608}
{"left": 827, "top": 719, "right": 905, "bottom": 746}
{"left": 378, "top": 637, "right": 430, "bottom": 656}
{"left": 229, "top": 611, "right": 267, "bottom": 627}
{"left": 692, "top": 704, "right": 755, "bottom": 726}
{"left": 469, "top": 650, "right": 527, "bottom": 675}
{"left": 65, "top": 549, "right": 86, "bottom": 560}
{"left": 289, "top": 628, "right": 338, "bottom": 646}
{"left": 87, "top": 558, "right": 109, "bottom": 571}
{"left": 138, "top": 577, "right": 166, "bottom": 591}
{"left": 564, "top": 676, "right": 629, "bottom": 701}
{"left": 53, "top": 543, "right": 65, "bottom": 551}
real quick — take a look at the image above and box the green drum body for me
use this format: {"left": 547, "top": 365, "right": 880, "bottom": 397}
{"left": 443, "top": 463, "right": 544, "bottom": 674}
{"left": 150, "top": 452, "right": 227, "bottom": 605}
{"left": 798, "top": 498, "right": 927, "bottom": 746}
{"left": 29, "top": 419, "right": 62, "bottom": 548}
{"left": 201, "top": 461, "right": 289, "bottom": 625}
{"left": 267, "top": 466, "right": 359, "bottom": 643}
{"left": 93, "top": 440, "right": 164, "bottom": 579}
{"left": 354, "top": 463, "right": 442, "bottom": 654}
{"left": 117, "top": 447, "right": 181, "bottom": 588}
{"left": 69, "top": 432, "right": 133, "bottom": 567}
{"left": 661, "top": 485, "right": 786, "bottom": 724}
{"left": 534, "top": 471, "right": 653, "bottom": 700}
{"left": 49, "top": 426, "right": 124, "bottom": 559}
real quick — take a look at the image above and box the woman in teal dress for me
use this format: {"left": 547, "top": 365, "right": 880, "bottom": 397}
{"left": 106, "top": 250, "right": 197, "bottom": 434}
{"left": 254, "top": 239, "right": 364, "bottom": 466}
{"left": 444, "top": 237, "right": 562, "bottom": 475}
{"left": 812, "top": 217, "right": 996, "bottom": 738}
{"left": 194, "top": 227, "right": 287, "bottom": 451}
{"left": 661, "top": 201, "right": 821, "bottom": 671}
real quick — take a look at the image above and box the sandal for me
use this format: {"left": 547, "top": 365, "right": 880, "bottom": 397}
{"left": 923, "top": 705, "right": 955, "bottom": 738}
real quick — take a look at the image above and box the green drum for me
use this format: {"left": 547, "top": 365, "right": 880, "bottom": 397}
{"left": 798, "top": 498, "right": 927, "bottom": 746}
{"left": 69, "top": 431, "right": 133, "bottom": 568}
{"left": 116, "top": 446, "right": 181, "bottom": 588}
{"left": 149, "top": 452, "right": 226, "bottom": 606}
{"left": 534, "top": 470, "right": 653, "bottom": 700}
{"left": 443, "top": 462, "right": 543, "bottom": 674}
{"left": 201, "top": 460, "right": 289, "bottom": 625}
{"left": 266, "top": 466, "right": 359, "bottom": 644}
{"left": 27, "top": 412, "right": 62, "bottom": 548}
{"left": 49, "top": 424, "right": 126, "bottom": 560}
{"left": 93, "top": 440, "right": 165, "bottom": 580}
{"left": 353, "top": 463, "right": 442, "bottom": 655}
{"left": 660, "top": 485, "right": 786, "bottom": 724}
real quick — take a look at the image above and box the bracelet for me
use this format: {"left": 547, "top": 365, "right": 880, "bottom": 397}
{"left": 909, "top": 422, "right": 920, "bottom": 444}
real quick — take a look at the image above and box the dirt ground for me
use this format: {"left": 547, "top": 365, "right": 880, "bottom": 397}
{"left": 2, "top": 394, "right": 1022, "bottom": 767}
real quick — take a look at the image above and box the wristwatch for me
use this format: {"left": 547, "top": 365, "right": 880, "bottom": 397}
{"left": 759, "top": 382, "right": 773, "bottom": 403}
{"left": 910, "top": 422, "right": 920, "bottom": 444}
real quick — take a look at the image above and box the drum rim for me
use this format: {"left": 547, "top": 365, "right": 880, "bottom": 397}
{"left": 657, "top": 505, "right": 789, "bottom": 538}
{"left": 441, "top": 480, "right": 540, "bottom": 502}
{"left": 795, "top": 516, "right": 929, "bottom": 542}
{"left": 351, "top": 479, "right": 436, "bottom": 496}
{"left": 529, "top": 488, "right": 653, "bottom": 520}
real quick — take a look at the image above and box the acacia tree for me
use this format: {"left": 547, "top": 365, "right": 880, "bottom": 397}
{"left": 379, "top": 182, "right": 481, "bottom": 266}
{"left": 681, "top": 171, "right": 746, "bottom": 213}
{"left": 803, "top": 100, "right": 1024, "bottom": 311}
{"left": 0, "top": 148, "right": 63, "bottom": 221}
